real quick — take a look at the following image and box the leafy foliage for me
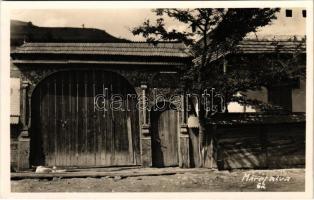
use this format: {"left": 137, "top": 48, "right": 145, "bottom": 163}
{"left": 132, "top": 8, "right": 281, "bottom": 92}
{"left": 132, "top": 8, "right": 305, "bottom": 114}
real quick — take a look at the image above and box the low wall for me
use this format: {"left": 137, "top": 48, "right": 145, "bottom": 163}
{"left": 206, "top": 113, "right": 305, "bottom": 170}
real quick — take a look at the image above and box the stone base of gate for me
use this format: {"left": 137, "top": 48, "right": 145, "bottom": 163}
{"left": 17, "top": 137, "right": 30, "bottom": 170}
{"left": 179, "top": 124, "right": 190, "bottom": 168}
{"left": 141, "top": 124, "right": 152, "bottom": 167}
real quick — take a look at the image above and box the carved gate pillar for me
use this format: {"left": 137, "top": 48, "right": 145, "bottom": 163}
{"left": 18, "top": 80, "right": 31, "bottom": 170}
{"left": 140, "top": 84, "right": 152, "bottom": 167}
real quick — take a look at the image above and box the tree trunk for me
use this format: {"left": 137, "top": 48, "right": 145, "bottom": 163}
{"left": 198, "top": 101, "right": 217, "bottom": 168}
{"left": 198, "top": 104, "right": 206, "bottom": 167}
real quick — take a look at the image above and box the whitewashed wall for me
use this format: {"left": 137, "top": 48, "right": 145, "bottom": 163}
{"left": 10, "top": 78, "right": 20, "bottom": 124}
{"left": 292, "top": 78, "right": 306, "bottom": 112}
{"left": 228, "top": 87, "right": 268, "bottom": 113}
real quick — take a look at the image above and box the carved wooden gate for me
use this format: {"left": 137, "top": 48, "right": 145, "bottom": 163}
{"left": 30, "top": 70, "right": 140, "bottom": 167}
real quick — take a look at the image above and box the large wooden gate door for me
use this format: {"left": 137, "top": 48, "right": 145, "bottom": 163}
{"left": 30, "top": 70, "right": 140, "bottom": 167}
{"left": 151, "top": 106, "right": 179, "bottom": 167}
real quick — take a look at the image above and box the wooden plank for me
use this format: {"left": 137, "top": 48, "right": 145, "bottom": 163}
{"left": 106, "top": 75, "right": 111, "bottom": 165}
{"left": 47, "top": 80, "right": 53, "bottom": 166}
{"left": 189, "top": 127, "right": 200, "bottom": 167}
{"left": 126, "top": 81, "right": 134, "bottom": 164}
{"left": 127, "top": 115, "right": 133, "bottom": 164}
{"left": 102, "top": 73, "right": 108, "bottom": 166}
{"left": 77, "top": 72, "right": 85, "bottom": 166}
{"left": 63, "top": 72, "right": 70, "bottom": 166}
{"left": 165, "top": 110, "right": 178, "bottom": 166}
{"left": 42, "top": 83, "right": 50, "bottom": 166}
{"left": 160, "top": 111, "right": 166, "bottom": 165}
{"left": 60, "top": 73, "right": 66, "bottom": 166}
{"left": 115, "top": 75, "right": 126, "bottom": 165}
{"left": 110, "top": 74, "right": 115, "bottom": 166}
{"left": 83, "top": 72, "right": 89, "bottom": 165}
{"left": 86, "top": 71, "right": 94, "bottom": 166}
{"left": 53, "top": 79, "right": 57, "bottom": 166}
{"left": 68, "top": 72, "right": 74, "bottom": 166}
{"left": 117, "top": 75, "right": 126, "bottom": 165}
{"left": 37, "top": 85, "right": 43, "bottom": 165}
{"left": 132, "top": 97, "right": 141, "bottom": 165}
{"left": 100, "top": 72, "right": 107, "bottom": 165}
{"left": 173, "top": 110, "right": 179, "bottom": 165}
{"left": 57, "top": 75, "right": 64, "bottom": 166}
{"left": 117, "top": 73, "right": 124, "bottom": 165}
{"left": 165, "top": 110, "right": 171, "bottom": 165}
{"left": 73, "top": 72, "right": 82, "bottom": 165}
{"left": 46, "top": 82, "right": 51, "bottom": 166}
{"left": 90, "top": 71, "right": 96, "bottom": 166}
{"left": 11, "top": 171, "right": 178, "bottom": 180}
{"left": 129, "top": 96, "right": 136, "bottom": 164}
{"left": 119, "top": 79, "right": 126, "bottom": 164}
{"left": 92, "top": 70, "right": 97, "bottom": 166}
{"left": 151, "top": 110, "right": 162, "bottom": 167}
{"left": 85, "top": 71, "right": 90, "bottom": 166}
{"left": 38, "top": 85, "right": 43, "bottom": 165}
{"left": 94, "top": 71, "right": 101, "bottom": 166}
{"left": 180, "top": 136, "right": 190, "bottom": 168}
{"left": 112, "top": 74, "right": 118, "bottom": 166}
{"left": 106, "top": 73, "right": 112, "bottom": 166}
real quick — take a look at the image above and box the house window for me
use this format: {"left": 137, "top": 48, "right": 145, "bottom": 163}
{"left": 286, "top": 9, "right": 292, "bottom": 17}
{"left": 302, "top": 10, "right": 306, "bottom": 18}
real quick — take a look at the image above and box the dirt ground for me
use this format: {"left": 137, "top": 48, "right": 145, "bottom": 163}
{"left": 11, "top": 168, "right": 304, "bottom": 192}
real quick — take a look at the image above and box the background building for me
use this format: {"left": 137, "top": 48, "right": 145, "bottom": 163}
{"left": 228, "top": 8, "right": 306, "bottom": 113}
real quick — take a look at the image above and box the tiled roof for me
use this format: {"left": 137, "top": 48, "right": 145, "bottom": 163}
{"left": 193, "top": 39, "right": 306, "bottom": 64}
{"left": 244, "top": 34, "right": 305, "bottom": 41}
{"left": 12, "top": 42, "right": 191, "bottom": 58}
{"left": 236, "top": 40, "right": 306, "bottom": 54}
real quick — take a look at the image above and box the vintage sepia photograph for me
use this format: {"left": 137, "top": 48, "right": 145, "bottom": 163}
{"left": 0, "top": 1, "right": 312, "bottom": 197}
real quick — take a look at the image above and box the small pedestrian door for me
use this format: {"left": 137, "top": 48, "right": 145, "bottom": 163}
{"left": 151, "top": 106, "right": 179, "bottom": 167}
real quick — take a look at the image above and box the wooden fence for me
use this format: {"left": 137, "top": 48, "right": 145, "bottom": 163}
{"left": 204, "top": 113, "right": 305, "bottom": 170}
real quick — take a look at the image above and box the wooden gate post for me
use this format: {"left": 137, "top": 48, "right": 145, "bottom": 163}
{"left": 179, "top": 124, "right": 190, "bottom": 168}
{"left": 140, "top": 84, "right": 152, "bottom": 167}
{"left": 179, "top": 95, "right": 190, "bottom": 168}
{"left": 18, "top": 80, "right": 30, "bottom": 170}
{"left": 141, "top": 124, "right": 151, "bottom": 167}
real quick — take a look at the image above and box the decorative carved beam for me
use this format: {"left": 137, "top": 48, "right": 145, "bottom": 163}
{"left": 19, "top": 80, "right": 30, "bottom": 138}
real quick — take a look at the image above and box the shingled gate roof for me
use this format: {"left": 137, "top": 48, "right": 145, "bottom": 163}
{"left": 12, "top": 42, "right": 191, "bottom": 58}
